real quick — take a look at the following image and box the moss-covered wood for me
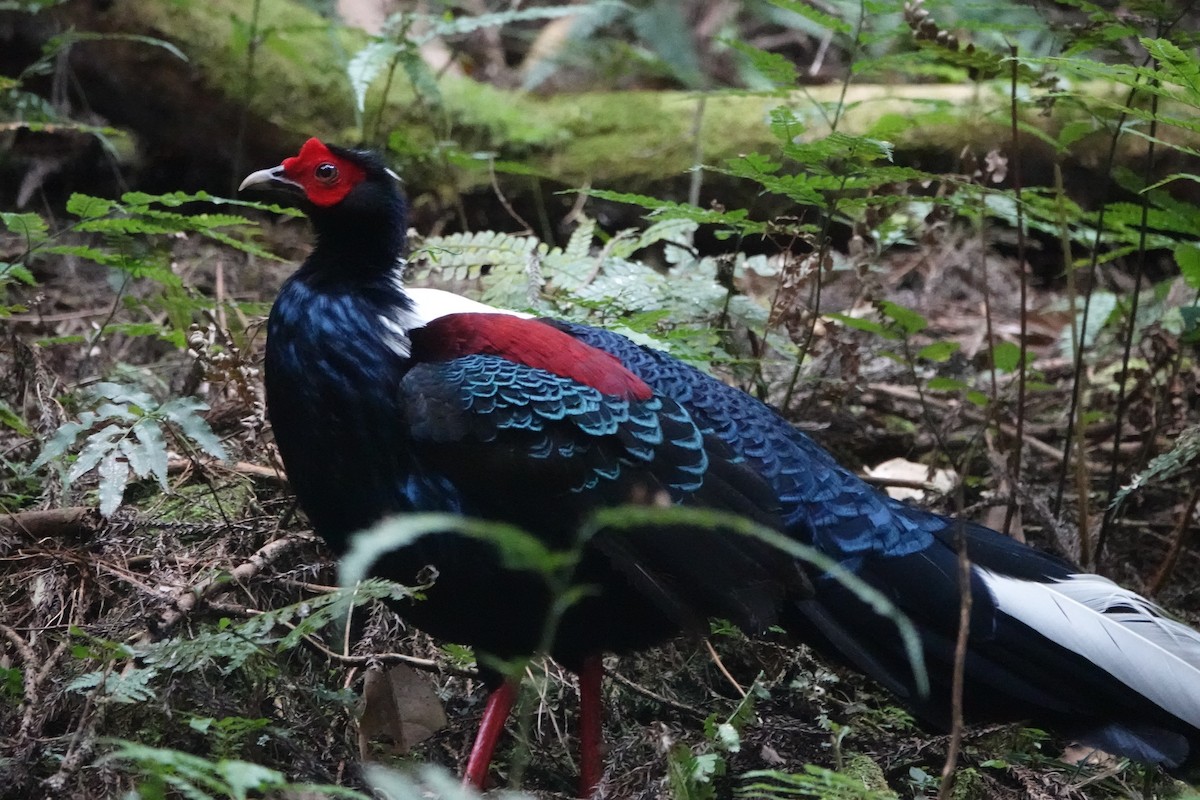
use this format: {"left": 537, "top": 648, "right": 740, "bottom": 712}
{"left": 40, "top": 0, "right": 1189, "bottom": 204}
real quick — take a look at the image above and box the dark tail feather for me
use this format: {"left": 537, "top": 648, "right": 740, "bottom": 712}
{"left": 784, "top": 523, "right": 1200, "bottom": 773}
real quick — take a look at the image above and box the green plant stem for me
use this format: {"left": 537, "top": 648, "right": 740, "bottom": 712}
{"left": 688, "top": 96, "right": 707, "bottom": 210}
{"left": 506, "top": 523, "right": 592, "bottom": 789}
{"left": 1055, "top": 163, "right": 1092, "bottom": 564}
{"left": 978, "top": 187, "right": 998, "bottom": 404}
{"left": 1056, "top": 48, "right": 1166, "bottom": 525}
{"left": 1094, "top": 55, "right": 1163, "bottom": 566}
{"left": 87, "top": 269, "right": 132, "bottom": 363}
{"left": 778, "top": 0, "right": 866, "bottom": 414}
{"left": 371, "top": 55, "right": 401, "bottom": 146}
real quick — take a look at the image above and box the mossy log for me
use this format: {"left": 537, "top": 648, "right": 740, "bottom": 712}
{"left": 20, "top": 0, "right": 1192, "bottom": 218}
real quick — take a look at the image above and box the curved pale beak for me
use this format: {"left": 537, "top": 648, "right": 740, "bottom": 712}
{"left": 238, "top": 165, "right": 301, "bottom": 193}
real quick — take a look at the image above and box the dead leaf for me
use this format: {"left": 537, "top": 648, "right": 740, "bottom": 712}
{"left": 358, "top": 664, "right": 448, "bottom": 758}
{"left": 1060, "top": 742, "right": 1119, "bottom": 770}
{"left": 759, "top": 744, "right": 786, "bottom": 766}
{"left": 864, "top": 457, "right": 956, "bottom": 502}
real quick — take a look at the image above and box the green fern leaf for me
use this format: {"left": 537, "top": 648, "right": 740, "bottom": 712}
{"left": 67, "top": 666, "right": 156, "bottom": 704}
{"left": 161, "top": 397, "right": 225, "bottom": 460}
{"left": 563, "top": 217, "right": 596, "bottom": 262}
{"left": 1112, "top": 425, "right": 1200, "bottom": 509}
{"left": 1141, "top": 38, "right": 1200, "bottom": 102}
{"left": 0, "top": 211, "right": 49, "bottom": 244}
{"left": 348, "top": 40, "right": 401, "bottom": 116}
{"left": 31, "top": 421, "right": 87, "bottom": 469}
{"left": 125, "top": 423, "right": 169, "bottom": 488}
{"left": 98, "top": 451, "right": 129, "bottom": 516}
{"left": 64, "top": 194, "right": 114, "bottom": 219}
{"left": 66, "top": 424, "right": 122, "bottom": 485}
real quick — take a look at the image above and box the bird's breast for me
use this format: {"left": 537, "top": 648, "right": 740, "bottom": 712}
{"left": 265, "top": 280, "right": 423, "bottom": 541}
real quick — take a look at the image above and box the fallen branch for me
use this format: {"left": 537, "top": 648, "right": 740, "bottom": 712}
{"left": 167, "top": 457, "right": 286, "bottom": 483}
{"left": 0, "top": 507, "right": 102, "bottom": 541}
{"left": 146, "top": 533, "right": 310, "bottom": 639}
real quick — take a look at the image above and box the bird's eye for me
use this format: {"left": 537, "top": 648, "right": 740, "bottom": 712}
{"left": 314, "top": 163, "right": 339, "bottom": 184}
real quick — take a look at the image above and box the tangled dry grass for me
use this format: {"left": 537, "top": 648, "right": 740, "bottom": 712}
{"left": 2, "top": 218, "right": 1198, "bottom": 799}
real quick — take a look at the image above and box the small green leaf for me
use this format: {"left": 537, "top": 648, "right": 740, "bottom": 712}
{"left": 65, "top": 193, "right": 114, "bottom": 219}
{"left": 917, "top": 341, "right": 958, "bottom": 362}
{"left": 0, "top": 401, "right": 32, "bottom": 437}
{"left": 170, "top": 415, "right": 225, "bottom": 461}
{"left": 215, "top": 760, "right": 287, "bottom": 797}
{"left": 725, "top": 39, "right": 797, "bottom": 89}
{"left": 117, "top": 436, "right": 152, "bottom": 484}
{"left": 826, "top": 313, "right": 890, "bottom": 337}
{"left": 713, "top": 721, "right": 741, "bottom": 753}
{"left": 0, "top": 262, "right": 37, "bottom": 286}
{"left": 1176, "top": 242, "right": 1200, "bottom": 289}
{"left": 768, "top": 0, "right": 853, "bottom": 35}
{"left": 926, "top": 377, "right": 967, "bottom": 391}
{"left": 692, "top": 752, "right": 723, "bottom": 782}
{"left": 0, "top": 665, "right": 23, "bottom": 698}
{"left": 0, "top": 211, "right": 48, "bottom": 243}
{"left": 40, "top": 244, "right": 128, "bottom": 268}
{"left": 159, "top": 396, "right": 223, "bottom": 456}
{"left": 991, "top": 341, "right": 1023, "bottom": 373}
{"left": 878, "top": 300, "right": 926, "bottom": 334}
{"left": 188, "top": 717, "right": 213, "bottom": 733}
{"left": 1056, "top": 120, "right": 1095, "bottom": 150}
{"left": 93, "top": 402, "right": 139, "bottom": 422}
{"left": 342, "top": 514, "right": 561, "bottom": 589}
{"left": 104, "top": 322, "right": 171, "bottom": 339}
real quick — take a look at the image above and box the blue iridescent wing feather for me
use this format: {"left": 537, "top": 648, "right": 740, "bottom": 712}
{"left": 543, "top": 320, "right": 945, "bottom": 562}
{"left": 400, "top": 353, "right": 706, "bottom": 498}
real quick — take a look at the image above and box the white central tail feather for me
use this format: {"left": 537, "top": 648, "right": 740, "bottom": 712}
{"left": 979, "top": 570, "right": 1200, "bottom": 729}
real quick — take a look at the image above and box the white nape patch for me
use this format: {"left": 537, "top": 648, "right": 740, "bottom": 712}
{"left": 376, "top": 311, "right": 415, "bottom": 358}
{"left": 406, "top": 287, "right": 534, "bottom": 324}
{"left": 980, "top": 569, "right": 1200, "bottom": 727}
{"left": 373, "top": 278, "right": 533, "bottom": 359}
{"left": 374, "top": 267, "right": 420, "bottom": 357}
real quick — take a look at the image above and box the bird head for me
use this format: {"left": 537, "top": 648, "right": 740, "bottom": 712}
{"left": 241, "top": 138, "right": 407, "bottom": 269}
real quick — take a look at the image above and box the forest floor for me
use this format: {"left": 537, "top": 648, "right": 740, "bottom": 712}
{"left": 2, "top": 203, "right": 1198, "bottom": 800}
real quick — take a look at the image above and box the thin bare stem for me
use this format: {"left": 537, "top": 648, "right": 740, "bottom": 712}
{"left": 704, "top": 638, "right": 747, "bottom": 698}
{"left": 1095, "top": 52, "right": 1163, "bottom": 565}
{"left": 778, "top": 0, "right": 866, "bottom": 412}
{"left": 1001, "top": 44, "right": 1028, "bottom": 540}
{"left": 937, "top": 521, "right": 973, "bottom": 800}
{"left": 1148, "top": 484, "right": 1200, "bottom": 597}
{"left": 1055, "top": 163, "right": 1092, "bottom": 563}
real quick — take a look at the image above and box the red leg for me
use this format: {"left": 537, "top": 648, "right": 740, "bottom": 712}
{"left": 463, "top": 681, "right": 518, "bottom": 789}
{"left": 578, "top": 656, "right": 604, "bottom": 798}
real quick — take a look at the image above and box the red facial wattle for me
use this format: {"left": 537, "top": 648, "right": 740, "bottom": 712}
{"left": 280, "top": 138, "right": 366, "bottom": 207}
